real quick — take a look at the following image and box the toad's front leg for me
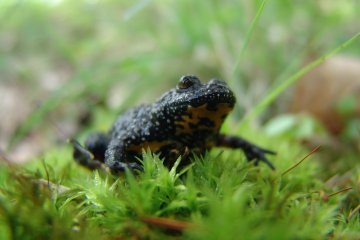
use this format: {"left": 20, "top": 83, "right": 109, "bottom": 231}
{"left": 104, "top": 141, "right": 143, "bottom": 172}
{"left": 71, "top": 137, "right": 142, "bottom": 173}
{"left": 71, "top": 132, "right": 111, "bottom": 170}
{"left": 215, "top": 134, "right": 276, "bottom": 170}
{"left": 70, "top": 139, "right": 105, "bottom": 170}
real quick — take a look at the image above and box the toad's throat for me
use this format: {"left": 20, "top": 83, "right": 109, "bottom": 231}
{"left": 175, "top": 103, "right": 233, "bottom": 135}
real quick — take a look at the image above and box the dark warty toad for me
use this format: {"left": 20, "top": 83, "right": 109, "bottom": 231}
{"left": 71, "top": 75, "right": 276, "bottom": 172}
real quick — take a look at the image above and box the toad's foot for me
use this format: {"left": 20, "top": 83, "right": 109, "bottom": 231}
{"left": 70, "top": 139, "right": 104, "bottom": 170}
{"left": 70, "top": 139, "right": 143, "bottom": 173}
{"left": 216, "top": 134, "right": 276, "bottom": 170}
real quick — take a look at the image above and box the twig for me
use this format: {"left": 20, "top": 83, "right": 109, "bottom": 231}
{"left": 33, "top": 179, "right": 70, "bottom": 194}
{"left": 140, "top": 215, "right": 194, "bottom": 232}
{"left": 327, "top": 187, "right": 353, "bottom": 198}
{"left": 281, "top": 146, "right": 321, "bottom": 177}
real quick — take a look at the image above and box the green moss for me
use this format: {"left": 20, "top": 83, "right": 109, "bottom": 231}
{"left": 1, "top": 126, "right": 358, "bottom": 239}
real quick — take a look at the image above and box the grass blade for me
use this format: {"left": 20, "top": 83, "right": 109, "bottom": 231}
{"left": 243, "top": 31, "right": 360, "bottom": 124}
{"left": 230, "top": 0, "right": 267, "bottom": 107}
{"left": 230, "top": 0, "right": 268, "bottom": 81}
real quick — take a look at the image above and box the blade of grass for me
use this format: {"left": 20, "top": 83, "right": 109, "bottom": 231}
{"left": 229, "top": 0, "right": 267, "bottom": 110}
{"left": 347, "top": 204, "right": 360, "bottom": 222}
{"left": 243, "top": 31, "right": 360, "bottom": 124}
{"left": 230, "top": 0, "right": 268, "bottom": 81}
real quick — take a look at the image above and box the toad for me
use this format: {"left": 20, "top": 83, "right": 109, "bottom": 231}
{"left": 71, "top": 75, "right": 275, "bottom": 172}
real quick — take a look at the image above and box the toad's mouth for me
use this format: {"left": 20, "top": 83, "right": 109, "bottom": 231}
{"left": 186, "top": 89, "right": 236, "bottom": 108}
{"left": 188, "top": 79, "right": 236, "bottom": 108}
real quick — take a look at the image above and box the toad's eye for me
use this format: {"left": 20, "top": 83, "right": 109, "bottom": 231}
{"left": 177, "top": 75, "right": 199, "bottom": 90}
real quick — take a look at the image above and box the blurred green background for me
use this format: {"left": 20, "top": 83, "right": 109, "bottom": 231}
{"left": 0, "top": 0, "right": 359, "bottom": 163}
{"left": 0, "top": 1, "right": 360, "bottom": 239}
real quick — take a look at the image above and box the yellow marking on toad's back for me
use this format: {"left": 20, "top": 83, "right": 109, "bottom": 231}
{"left": 128, "top": 140, "right": 172, "bottom": 152}
{"left": 175, "top": 103, "right": 233, "bottom": 134}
